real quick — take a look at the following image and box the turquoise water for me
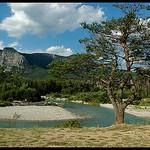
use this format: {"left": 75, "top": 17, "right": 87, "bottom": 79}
{"left": 0, "top": 100, "right": 147, "bottom": 128}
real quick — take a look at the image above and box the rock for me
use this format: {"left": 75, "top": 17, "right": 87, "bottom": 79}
{"left": 0, "top": 47, "right": 27, "bottom": 71}
{"left": 0, "top": 47, "right": 70, "bottom": 78}
{"left": 11, "top": 100, "right": 64, "bottom": 107}
{"left": 56, "top": 102, "right": 64, "bottom": 107}
{"left": 19, "top": 103, "right": 25, "bottom": 106}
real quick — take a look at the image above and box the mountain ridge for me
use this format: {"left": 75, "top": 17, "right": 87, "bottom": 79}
{"left": 0, "top": 47, "right": 71, "bottom": 79}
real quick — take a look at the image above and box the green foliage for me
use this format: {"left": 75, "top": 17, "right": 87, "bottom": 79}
{"left": 146, "top": 119, "right": 150, "bottom": 125}
{"left": 0, "top": 66, "right": 7, "bottom": 82}
{"left": 68, "top": 90, "right": 110, "bottom": 104}
{"left": 48, "top": 4, "right": 150, "bottom": 112}
{"left": 48, "top": 59, "right": 72, "bottom": 78}
{"left": 48, "top": 53, "right": 99, "bottom": 80}
{"left": 138, "top": 101, "right": 150, "bottom": 107}
{"left": 0, "top": 70, "right": 42, "bottom": 102}
{"left": 0, "top": 100, "right": 12, "bottom": 107}
{"left": 60, "top": 80, "right": 99, "bottom": 95}
{"left": 55, "top": 120, "right": 82, "bottom": 128}
{"left": 19, "top": 66, "right": 50, "bottom": 80}
{"left": 50, "top": 92, "right": 62, "bottom": 98}
{"left": 1, "top": 66, "right": 103, "bottom": 103}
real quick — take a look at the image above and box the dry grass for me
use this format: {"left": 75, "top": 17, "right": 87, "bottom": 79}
{"left": 0, "top": 124, "right": 150, "bottom": 147}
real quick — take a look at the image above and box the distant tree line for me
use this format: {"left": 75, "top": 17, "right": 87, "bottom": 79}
{"left": 0, "top": 64, "right": 150, "bottom": 106}
{"left": 0, "top": 65, "right": 101, "bottom": 105}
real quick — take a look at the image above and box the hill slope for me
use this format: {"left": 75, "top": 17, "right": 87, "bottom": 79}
{"left": 0, "top": 47, "right": 70, "bottom": 79}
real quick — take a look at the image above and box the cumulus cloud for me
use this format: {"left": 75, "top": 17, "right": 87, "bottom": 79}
{"left": 18, "top": 49, "right": 41, "bottom": 54}
{"left": 17, "top": 45, "right": 74, "bottom": 56}
{"left": 0, "top": 3, "right": 105, "bottom": 38}
{"left": 0, "top": 41, "right": 20, "bottom": 50}
{"left": 0, "top": 41, "right": 4, "bottom": 49}
{"left": 46, "top": 45, "right": 74, "bottom": 56}
{"left": 7, "top": 42, "right": 19, "bottom": 47}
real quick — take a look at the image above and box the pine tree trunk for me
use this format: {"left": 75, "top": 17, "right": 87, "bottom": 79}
{"left": 114, "top": 106, "right": 125, "bottom": 124}
{"left": 107, "top": 83, "right": 126, "bottom": 125}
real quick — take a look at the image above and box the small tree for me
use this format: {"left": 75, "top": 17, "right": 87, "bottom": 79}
{"left": 0, "top": 65, "right": 7, "bottom": 82}
{"left": 49, "top": 3, "right": 150, "bottom": 125}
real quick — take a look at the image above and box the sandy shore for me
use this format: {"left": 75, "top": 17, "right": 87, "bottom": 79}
{"left": 0, "top": 106, "right": 82, "bottom": 121}
{"left": 100, "top": 104, "right": 150, "bottom": 119}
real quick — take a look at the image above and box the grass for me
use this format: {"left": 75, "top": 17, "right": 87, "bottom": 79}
{"left": 89, "top": 138, "right": 97, "bottom": 140}
{"left": 0, "top": 124, "right": 150, "bottom": 147}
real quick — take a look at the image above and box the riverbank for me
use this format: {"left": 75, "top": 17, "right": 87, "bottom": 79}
{"left": 1, "top": 98, "right": 149, "bottom": 121}
{"left": 68, "top": 100, "right": 150, "bottom": 119}
{"left": 0, "top": 106, "right": 82, "bottom": 121}
{"left": 100, "top": 104, "right": 150, "bottom": 119}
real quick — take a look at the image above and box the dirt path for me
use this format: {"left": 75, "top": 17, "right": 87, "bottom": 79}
{"left": 0, "top": 124, "right": 150, "bottom": 147}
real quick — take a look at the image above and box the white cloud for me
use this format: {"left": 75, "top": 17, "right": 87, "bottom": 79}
{"left": 46, "top": 45, "right": 74, "bottom": 56}
{"left": 7, "top": 42, "right": 19, "bottom": 47}
{"left": 17, "top": 49, "right": 32, "bottom": 54}
{"left": 0, "top": 41, "right": 4, "bottom": 49}
{"left": 17, "top": 45, "right": 74, "bottom": 56}
{"left": 0, "top": 3, "right": 105, "bottom": 38}
{"left": 0, "top": 41, "right": 20, "bottom": 50}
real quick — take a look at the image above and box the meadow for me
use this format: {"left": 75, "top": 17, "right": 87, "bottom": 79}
{"left": 0, "top": 124, "right": 150, "bottom": 147}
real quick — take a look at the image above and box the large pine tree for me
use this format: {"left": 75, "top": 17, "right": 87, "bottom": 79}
{"left": 49, "top": 3, "right": 150, "bottom": 124}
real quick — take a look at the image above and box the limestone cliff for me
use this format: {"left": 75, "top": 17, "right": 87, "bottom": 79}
{"left": 0, "top": 47, "right": 27, "bottom": 71}
{"left": 0, "top": 47, "right": 72, "bottom": 79}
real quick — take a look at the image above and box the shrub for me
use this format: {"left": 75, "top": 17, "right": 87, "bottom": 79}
{"left": 55, "top": 120, "right": 82, "bottom": 128}
{"left": 0, "top": 100, "right": 12, "bottom": 107}
{"left": 146, "top": 119, "right": 150, "bottom": 125}
{"left": 8, "top": 112, "right": 21, "bottom": 128}
{"left": 139, "top": 101, "right": 150, "bottom": 107}
{"left": 68, "top": 91, "right": 110, "bottom": 104}
{"left": 7, "top": 97, "right": 14, "bottom": 102}
{"left": 50, "top": 92, "right": 61, "bottom": 98}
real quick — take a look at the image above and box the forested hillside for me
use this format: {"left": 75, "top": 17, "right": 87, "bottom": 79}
{"left": 0, "top": 65, "right": 101, "bottom": 106}
{"left": 0, "top": 47, "right": 71, "bottom": 79}
{"left": 0, "top": 64, "right": 149, "bottom": 107}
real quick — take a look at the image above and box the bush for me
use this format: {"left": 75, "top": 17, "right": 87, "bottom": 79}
{"left": 60, "top": 94, "right": 71, "bottom": 98}
{"left": 49, "top": 92, "right": 61, "bottom": 98}
{"left": 55, "top": 120, "right": 82, "bottom": 128}
{"left": 7, "top": 97, "right": 14, "bottom": 102}
{"left": 138, "top": 101, "right": 150, "bottom": 107}
{"left": 0, "top": 100, "right": 12, "bottom": 107}
{"left": 68, "top": 91, "right": 110, "bottom": 104}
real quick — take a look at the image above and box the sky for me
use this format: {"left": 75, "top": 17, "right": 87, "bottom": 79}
{"left": 0, "top": 2, "right": 149, "bottom": 57}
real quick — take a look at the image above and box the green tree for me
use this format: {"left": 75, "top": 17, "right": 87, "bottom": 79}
{"left": 0, "top": 65, "right": 6, "bottom": 82}
{"left": 134, "top": 68, "right": 150, "bottom": 97}
{"left": 49, "top": 4, "right": 150, "bottom": 125}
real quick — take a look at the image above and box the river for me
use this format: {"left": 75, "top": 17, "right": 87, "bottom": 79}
{"left": 0, "top": 100, "right": 147, "bottom": 128}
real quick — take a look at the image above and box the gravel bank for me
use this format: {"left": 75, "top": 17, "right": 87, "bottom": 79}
{"left": 70, "top": 100, "right": 150, "bottom": 118}
{"left": 0, "top": 106, "right": 82, "bottom": 121}
{"left": 100, "top": 104, "right": 150, "bottom": 119}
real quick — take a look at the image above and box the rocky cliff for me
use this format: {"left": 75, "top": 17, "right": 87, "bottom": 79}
{"left": 0, "top": 47, "right": 27, "bottom": 71}
{"left": 0, "top": 47, "right": 71, "bottom": 79}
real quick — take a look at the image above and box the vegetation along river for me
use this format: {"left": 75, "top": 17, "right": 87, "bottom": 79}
{"left": 0, "top": 100, "right": 147, "bottom": 128}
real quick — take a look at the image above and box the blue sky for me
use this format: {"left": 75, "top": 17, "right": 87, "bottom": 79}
{"left": 0, "top": 2, "right": 149, "bottom": 57}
